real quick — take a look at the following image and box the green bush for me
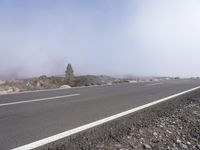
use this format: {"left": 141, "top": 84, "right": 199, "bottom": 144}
{"left": 65, "top": 64, "right": 74, "bottom": 79}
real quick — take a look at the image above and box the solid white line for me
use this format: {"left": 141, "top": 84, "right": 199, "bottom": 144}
{"left": 0, "top": 94, "right": 80, "bottom": 107}
{"left": 12, "top": 86, "right": 200, "bottom": 150}
{"left": 146, "top": 82, "right": 163, "bottom": 86}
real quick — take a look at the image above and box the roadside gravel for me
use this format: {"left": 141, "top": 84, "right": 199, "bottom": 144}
{"left": 39, "top": 91, "right": 200, "bottom": 150}
{"left": 97, "top": 98, "right": 200, "bottom": 150}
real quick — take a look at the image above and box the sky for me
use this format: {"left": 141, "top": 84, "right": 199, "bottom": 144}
{"left": 0, "top": 0, "right": 200, "bottom": 78}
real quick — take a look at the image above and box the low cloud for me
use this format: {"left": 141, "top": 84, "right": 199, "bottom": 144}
{"left": 0, "top": 0, "right": 200, "bottom": 77}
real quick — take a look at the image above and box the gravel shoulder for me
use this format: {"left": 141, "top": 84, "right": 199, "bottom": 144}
{"left": 39, "top": 90, "right": 200, "bottom": 150}
{"left": 98, "top": 98, "right": 200, "bottom": 150}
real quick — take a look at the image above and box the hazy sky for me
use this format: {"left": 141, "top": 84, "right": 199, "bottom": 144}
{"left": 0, "top": 0, "right": 200, "bottom": 77}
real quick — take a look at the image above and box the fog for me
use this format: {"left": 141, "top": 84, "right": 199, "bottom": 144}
{"left": 0, "top": 0, "right": 200, "bottom": 78}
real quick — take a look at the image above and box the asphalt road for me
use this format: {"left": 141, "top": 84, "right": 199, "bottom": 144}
{"left": 0, "top": 79, "right": 200, "bottom": 150}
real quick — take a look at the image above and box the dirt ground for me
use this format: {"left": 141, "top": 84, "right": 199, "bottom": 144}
{"left": 0, "top": 75, "right": 173, "bottom": 94}
{"left": 0, "top": 75, "right": 118, "bottom": 93}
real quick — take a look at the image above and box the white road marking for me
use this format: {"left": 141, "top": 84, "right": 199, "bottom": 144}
{"left": 12, "top": 86, "right": 200, "bottom": 150}
{"left": 146, "top": 82, "right": 163, "bottom": 86}
{"left": 0, "top": 94, "right": 80, "bottom": 107}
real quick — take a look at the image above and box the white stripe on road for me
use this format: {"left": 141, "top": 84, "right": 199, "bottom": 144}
{"left": 12, "top": 86, "right": 200, "bottom": 150}
{"left": 0, "top": 94, "right": 80, "bottom": 107}
{"left": 146, "top": 82, "right": 163, "bottom": 86}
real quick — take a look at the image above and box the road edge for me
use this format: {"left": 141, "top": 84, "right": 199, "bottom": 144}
{"left": 12, "top": 86, "right": 200, "bottom": 150}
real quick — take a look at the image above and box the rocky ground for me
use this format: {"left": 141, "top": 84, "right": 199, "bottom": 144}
{"left": 0, "top": 74, "right": 176, "bottom": 94}
{"left": 95, "top": 98, "right": 200, "bottom": 150}
{"left": 40, "top": 94, "right": 200, "bottom": 150}
{"left": 0, "top": 75, "right": 120, "bottom": 94}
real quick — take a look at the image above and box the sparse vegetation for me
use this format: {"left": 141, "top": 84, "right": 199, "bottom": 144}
{"left": 65, "top": 64, "right": 74, "bottom": 80}
{"left": 0, "top": 75, "right": 116, "bottom": 93}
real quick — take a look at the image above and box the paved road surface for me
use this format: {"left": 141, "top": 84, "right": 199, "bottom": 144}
{"left": 0, "top": 79, "right": 200, "bottom": 149}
